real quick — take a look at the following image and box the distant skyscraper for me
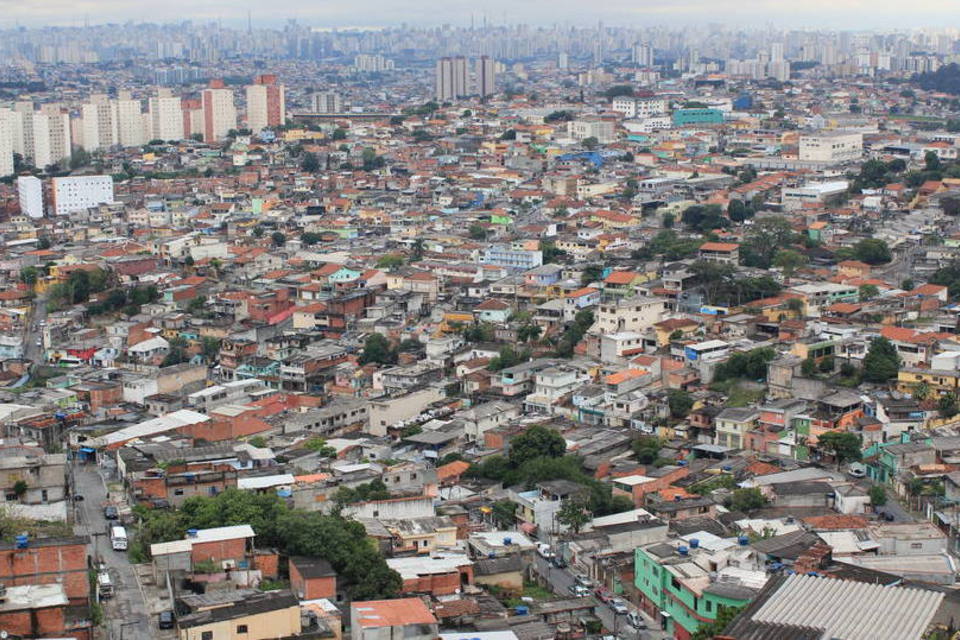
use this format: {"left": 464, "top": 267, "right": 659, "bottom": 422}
{"left": 771, "top": 42, "right": 785, "bottom": 63}
{"left": 477, "top": 56, "right": 496, "bottom": 98}
{"left": 149, "top": 88, "right": 184, "bottom": 142}
{"left": 311, "top": 92, "right": 343, "bottom": 114}
{"left": 633, "top": 42, "right": 653, "bottom": 67}
{"left": 81, "top": 94, "right": 117, "bottom": 151}
{"left": 0, "top": 109, "right": 14, "bottom": 177}
{"left": 435, "top": 57, "right": 468, "bottom": 101}
{"left": 558, "top": 52, "right": 569, "bottom": 70}
{"left": 354, "top": 54, "right": 394, "bottom": 72}
{"left": 17, "top": 176, "right": 43, "bottom": 218}
{"left": 246, "top": 74, "right": 285, "bottom": 133}
{"left": 115, "top": 91, "right": 146, "bottom": 147}
{"left": 202, "top": 80, "right": 237, "bottom": 143}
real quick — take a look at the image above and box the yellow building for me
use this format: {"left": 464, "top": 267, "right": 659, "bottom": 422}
{"left": 897, "top": 368, "right": 960, "bottom": 397}
{"left": 177, "top": 591, "right": 302, "bottom": 640}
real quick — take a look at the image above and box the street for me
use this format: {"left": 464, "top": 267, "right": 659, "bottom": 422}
{"left": 532, "top": 556, "right": 669, "bottom": 640}
{"left": 72, "top": 459, "right": 155, "bottom": 640}
{"left": 22, "top": 292, "right": 47, "bottom": 370}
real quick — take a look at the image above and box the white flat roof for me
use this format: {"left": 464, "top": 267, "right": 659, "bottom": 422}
{"left": 237, "top": 474, "right": 295, "bottom": 490}
{"left": 92, "top": 409, "right": 210, "bottom": 448}
{"left": 387, "top": 554, "right": 471, "bottom": 579}
{"left": 150, "top": 524, "right": 255, "bottom": 557}
{"left": 613, "top": 474, "right": 656, "bottom": 486}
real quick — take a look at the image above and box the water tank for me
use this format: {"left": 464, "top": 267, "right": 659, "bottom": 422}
{"left": 488, "top": 552, "right": 496, "bottom": 559}
{"left": 677, "top": 546, "right": 689, "bottom": 556}
{"left": 14, "top": 535, "right": 27, "bottom": 549}
{"left": 738, "top": 535, "right": 749, "bottom": 546}
{"left": 722, "top": 465, "right": 732, "bottom": 472}
{"left": 689, "top": 538, "right": 700, "bottom": 549}
{"left": 678, "top": 460, "right": 687, "bottom": 466}
{"left": 187, "top": 529, "right": 199, "bottom": 538}
{"left": 807, "top": 571, "right": 818, "bottom": 577}
{"left": 504, "top": 537, "right": 512, "bottom": 545}
{"left": 515, "top": 606, "right": 529, "bottom": 616}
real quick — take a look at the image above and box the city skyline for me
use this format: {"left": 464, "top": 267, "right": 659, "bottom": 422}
{"left": 3, "top": 0, "right": 960, "bottom": 30}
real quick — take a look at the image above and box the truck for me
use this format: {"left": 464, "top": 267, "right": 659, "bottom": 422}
{"left": 110, "top": 525, "right": 127, "bottom": 551}
{"left": 97, "top": 571, "right": 113, "bottom": 599}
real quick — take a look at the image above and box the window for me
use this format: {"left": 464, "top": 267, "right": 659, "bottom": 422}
{"left": 174, "top": 489, "right": 184, "bottom": 496}
{"left": 237, "top": 625, "right": 248, "bottom": 633}
{"left": 202, "top": 633, "right": 213, "bottom": 640}
{"left": 910, "top": 543, "right": 923, "bottom": 550}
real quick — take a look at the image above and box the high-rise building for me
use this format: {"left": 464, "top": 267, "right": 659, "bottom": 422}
{"left": 435, "top": 57, "right": 468, "bottom": 101}
{"left": 51, "top": 175, "right": 114, "bottom": 216}
{"left": 354, "top": 54, "right": 394, "bottom": 72}
{"left": 771, "top": 42, "right": 785, "bottom": 63}
{"left": 558, "top": 52, "right": 569, "bottom": 70}
{"left": 311, "top": 92, "right": 343, "bottom": 114}
{"left": 116, "top": 91, "right": 146, "bottom": 147}
{"left": 149, "top": 88, "right": 184, "bottom": 142}
{"left": 0, "top": 109, "right": 14, "bottom": 177}
{"left": 245, "top": 74, "right": 285, "bottom": 134}
{"left": 202, "top": 81, "right": 237, "bottom": 142}
{"left": 632, "top": 42, "right": 653, "bottom": 67}
{"left": 17, "top": 176, "right": 43, "bottom": 218}
{"left": 477, "top": 56, "right": 496, "bottom": 98}
{"left": 81, "top": 94, "right": 118, "bottom": 152}
{"left": 0, "top": 108, "right": 24, "bottom": 156}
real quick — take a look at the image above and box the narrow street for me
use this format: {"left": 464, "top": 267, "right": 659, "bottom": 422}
{"left": 72, "top": 459, "right": 155, "bottom": 640}
{"left": 532, "top": 556, "right": 669, "bottom": 640}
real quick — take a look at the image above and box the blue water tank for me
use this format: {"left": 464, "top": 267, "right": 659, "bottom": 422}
{"left": 738, "top": 535, "right": 749, "bottom": 546}
{"left": 15, "top": 535, "right": 28, "bottom": 549}
{"left": 677, "top": 546, "right": 688, "bottom": 556}
{"left": 187, "top": 529, "right": 199, "bottom": 538}
{"left": 689, "top": 538, "right": 700, "bottom": 549}
{"left": 807, "top": 572, "right": 819, "bottom": 577}
{"left": 722, "top": 465, "right": 732, "bottom": 472}
{"left": 678, "top": 460, "right": 687, "bottom": 466}
{"left": 504, "top": 537, "right": 512, "bottom": 545}
{"left": 515, "top": 606, "right": 529, "bottom": 616}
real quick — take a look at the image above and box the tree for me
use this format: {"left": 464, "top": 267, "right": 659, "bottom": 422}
{"left": 202, "top": 337, "right": 221, "bottom": 362}
{"left": 468, "top": 224, "right": 488, "bottom": 240}
{"left": 556, "top": 496, "right": 591, "bottom": 534}
{"left": 252, "top": 226, "right": 264, "bottom": 238}
{"left": 632, "top": 437, "right": 662, "bottom": 464}
{"left": 301, "top": 232, "right": 322, "bottom": 245}
{"left": 517, "top": 324, "right": 542, "bottom": 343}
{"left": 742, "top": 216, "right": 796, "bottom": 268}
{"left": 801, "top": 357, "right": 817, "bottom": 377}
{"left": 331, "top": 128, "right": 347, "bottom": 140}
{"left": 411, "top": 239, "right": 424, "bottom": 262}
{"left": 582, "top": 136, "right": 599, "bottom": 150}
{"left": 662, "top": 212, "right": 675, "bottom": 228}
{"left": 69, "top": 146, "right": 91, "bottom": 170}
{"left": 509, "top": 425, "right": 566, "bottom": 467}
{"left": 667, "top": 389, "right": 694, "bottom": 419}
{"left": 491, "top": 499, "right": 517, "bottom": 528}
{"left": 303, "top": 436, "right": 338, "bottom": 458}
{"left": 271, "top": 232, "right": 286, "bottom": 247}
{"left": 939, "top": 392, "right": 960, "bottom": 418}
{"left": 773, "top": 249, "right": 808, "bottom": 278}
{"left": 358, "top": 334, "right": 397, "bottom": 365}
{"left": 869, "top": 485, "right": 887, "bottom": 506}
{"left": 301, "top": 152, "right": 320, "bottom": 172}
{"left": 862, "top": 337, "right": 900, "bottom": 383}
{"left": 852, "top": 238, "right": 892, "bottom": 265}
{"left": 11, "top": 480, "right": 27, "bottom": 500}
{"left": 925, "top": 150, "right": 942, "bottom": 172}
{"left": 690, "top": 605, "right": 744, "bottom": 640}
{"left": 858, "top": 284, "right": 880, "bottom": 300}
{"left": 376, "top": 255, "right": 404, "bottom": 269}
{"left": 729, "top": 488, "right": 767, "bottom": 512}
{"left": 818, "top": 431, "right": 862, "bottom": 465}
{"left": 580, "top": 265, "right": 604, "bottom": 286}
{"left": 19, "top": 266, "right": 39, "bottom": 286}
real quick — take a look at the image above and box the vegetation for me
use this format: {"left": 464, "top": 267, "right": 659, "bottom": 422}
{"left": 667, "top": 389, "right": 694, "bottom": 419}
{"left": 862, "top": 337, "right": 900, "bottom": 383}
{"left": 869, "top": 485, "right": 887, "bottom": 506}
{"left": 728, "top": 488, "right": 768, "bottom": 512}
{"left": 131, "top": 489, "right": 401, "bottom": 599}
{"left": 818, "top": 431, "right": 863, "bottom": 464}
{"left": 632, "top": 436, "right": 662, "bottom": 464}
{"left": 358, "top": 333, "right": 398, "bottom": 365}
{"left": 713, "top": 347, "right": 776, "bottom": 383}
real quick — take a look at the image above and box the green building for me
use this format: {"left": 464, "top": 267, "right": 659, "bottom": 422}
{"left": 635, "top": 540, "right": 757, "bottom": 638}
{"left": 672, "top": 108, "right": 724, "bottom": 127}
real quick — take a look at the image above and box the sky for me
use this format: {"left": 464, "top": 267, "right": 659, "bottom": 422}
{"left": 1, "top": 0, "right": 959, "bottom": 30}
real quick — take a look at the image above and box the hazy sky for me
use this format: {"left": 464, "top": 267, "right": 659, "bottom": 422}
{"left": 1, "top": 0, "right": 959, "bottom": 29}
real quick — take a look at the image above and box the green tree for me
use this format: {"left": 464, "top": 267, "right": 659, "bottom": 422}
{"left": 301, "top": 152, "right": 320, "bottom": 172}
{"left": 667, "top": 389, "right": 694, "bottom": 419}
{"left": 556, "top": 496, "right": 591, "bottom": 534}
{"left": 69, "top": 146, "right": 91, "bottom": 170}
{"left": 862, "top": 337, "right": 900, "bottom": 383}
{"left": 818, "top": 431, "right": 863, "bottom": 465}
{"left": 662, "top": 212, "right": 675, "bottom": 228}
{"left": 252, "top": 226, "right": 265, "bottom": 238}
{"left": 869, "top": 485, "right": 887, "bottom": 506}
{"left": 509, "top": 425, "right": 566, "bottom": 467}
{"left": 19, "top": 266, "right": 39, "bottom": 286}
{"left": 632, "top": 437, "right": 662, "bottom": 464}
{"left": 742, "top": 216, "right": 796, "bottom": 268}
{"left": 491, "top": 499, "right": 517, "bottom": 528}
{"left": 376, "top": 255, "right": 404, "bottom": 269}
{"left": 331, "top": 128, "right": 347, "bottom": 140}
{"left": 468, "top": 224, "right": 488, "bottom": 240}
{"left": 772, "top": 249, "right": 808, "bottom": 278}
{"left": 852, "top": 238, "right": 892, "bottom": 265}
{"left": 939, "top": 392, "right": 960, "bottom": 418}
{"left": 202, "top": 337, "right": 221, "bottom": 362}
{"left": 858, "top": 284, "right": 880, "bottom": 300}
{"left": 729, "top": 488, "right": 767, "bottom": 512}
{"left": 303, "top": 436, "right": 338, "bottom": 458}
{"left": 690, "top": 605, "right": 744, "bottom": 640}
{"left": 582, "top": 136, "right": 599, "bottom": 150}
{"left": 580, "top": 264, "right": 604, "bottom": 286}
{"left": 271, "top": 232, "right": 286, "bottom": 247}
{"left": 358, "top": 334, "right": 397, "bottom": 366}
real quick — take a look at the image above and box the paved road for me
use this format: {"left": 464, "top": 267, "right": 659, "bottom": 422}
{"left": 23, "top": 293, "right": 47, "bottom": 366}
{"left": 532, "top": 556, "right": 670, "bottom": 640}
{"left": 72, "top": 460, "right": 155, "bottom": 640}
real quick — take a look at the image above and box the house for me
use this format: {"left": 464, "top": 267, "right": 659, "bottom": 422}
{"left": 350, "top": 598, "right": 439, "bottom": 640}
{"left": 176, "top": 589, "right": 302, "bottom": 640}
{"left": 715, "top": 407, "right": 758, "bottom": 449}
{"left": 473, "top": 298, "right": 512, "bottom": 324}
{"left": 290, "top": 556, "right": 337, "bottom": 601}
{"left": 698, "top": 242, "right": 740, "bottom": 265}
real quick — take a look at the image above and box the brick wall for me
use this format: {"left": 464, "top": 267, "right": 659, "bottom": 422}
{"left": 0, "top": 540, "right": 89, "bottom": 603}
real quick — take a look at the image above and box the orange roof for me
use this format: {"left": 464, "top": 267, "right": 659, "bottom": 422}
{"left": 699, "top": 242, "right": 739, "bottom": 252}
{"left": 352, "top": 598, "right": 438, "bottom": 628}
{"left": 294, "top": 473, "right": 331, "bottom": 484}
{"left": 802, "top": 514, "right": 869, "bottom": 530}
{"left": 436, "top": 460, "right": 471, "bottom": 481}
{"left": 880, "top": 326, "right": 917, "bottom": 342}
{"left": 604, "top": 368, "right": 647, "bottom": 385}
{"left": 605, "top": 271, "right": 638, "bottom": 285}
{"left": 567, "top": 287, "right": 599, "bottom": 298}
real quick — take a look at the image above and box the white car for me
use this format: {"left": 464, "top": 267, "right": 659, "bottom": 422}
{"left": 610, "top": 599, "right": 629, "bottom": 615}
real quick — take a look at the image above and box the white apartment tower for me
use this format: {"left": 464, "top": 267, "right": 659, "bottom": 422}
{"left": 311, "top": 92, "right": 343, "bottom": 114}
{"left": 51, "top": 175, "right": 114, "bottom": 216}
{"left": 0, "top": 109, "right": 14, "bottom": 177}
{"left": 116, "top": 91, "right": 146, "bottom": 147}
{"left": 245, "top": 75, "right": 285, "bottom": 134}
{"left": 633, "top": 42, "right": 653, "bottom": 67}
{"left": 436, "top": 56, "right": 468, "bottom": 101}
{"left": 149, "top": 88, "right": 184, "bottom": 142}
{"left": 202, "top": 83, "right": 237, "bottom": 143}
{"left": 477, "top": 56, "right": 496, "bottom": 98}
{"left": 17, "top": 176, "right": 43, "bottom": 218}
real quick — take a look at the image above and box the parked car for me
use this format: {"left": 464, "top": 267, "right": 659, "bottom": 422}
{"left": 610, "top": 599, "right": 629, "bottom": 615}
{"left": 551, "top": 556, "right": 567, "bottom": 569}
{"left": 626, "top": 612, "right": 646, "bottom": 629}
{"left": 158, "top": 610, "right": 174, "bottom": 629}
{"left": 594, "top": 586, "right": 613, "bottom": 603}
{"left": 103, "top": 505, "right": 118, "bottom": 520}
{"left": 568, "top": 584, "right": 591, "bottom": 597}
{"left": 574, "top": 574, "right": 594, "bottom": 588}
{"left": 71, "top": 494, "right": 84, "bottom": 502}
{"left": 537, "top": 543, "right": 555, "bottom": 559}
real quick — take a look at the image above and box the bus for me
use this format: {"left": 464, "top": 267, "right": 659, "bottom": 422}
{"left": 110, "top": 525, "right": 127, "bottom": 551}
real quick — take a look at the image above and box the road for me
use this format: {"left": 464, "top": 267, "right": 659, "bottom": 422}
{"left": 23, "top": 293, "right": 47, "bottom": 366}
{"left": 532, "top": 556, "right": 670, "bottom": 640}
{"left": 72, "top": 459, "right": 155, "bottom": 640}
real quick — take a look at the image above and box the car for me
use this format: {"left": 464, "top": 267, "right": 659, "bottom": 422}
{"left": 103, "top": 505, "right": 118, "bottom": 520}
{"left": 626, "top": 613, "right": 646, "bottom": 629}
{"left": 71, "top": 494, "right": 84, "bottom": 502}
{"left": 883, "top": 511, "right": 896, "bottom": 522}
{"left": 551, "top": 556, "right": 567, "bottom": 569}
{"left": 610, "top": 599, "right": 629, "bottom": 615}
{"left": 568, "top": 584, "right": 591, "bottom": 597}
{"left": 574, "top": 574, "right": 594, "bottom": 588}
{"left": 158, "top": 610, "right": 174, "bottom": 629}
{"left": 537, "top": 543, "right": 555, "bottom": 559}
{"left": 594, "top": 586, "right": 613, "bottom": 603}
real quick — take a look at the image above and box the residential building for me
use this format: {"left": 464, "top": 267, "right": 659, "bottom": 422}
{"left": 202, "top": 81, "right": 237, "bottom": 143}
{"left": 50, "top": 175, "right": 114, "bottom": 216}
{"left": 350, "top": 598, "right": 439, "bottom": 640}
{"left": 798, "top": 131, "right": 864, "bottom": 163}
{"left": 246, "top": 74, "right": 285, "bottom": 133}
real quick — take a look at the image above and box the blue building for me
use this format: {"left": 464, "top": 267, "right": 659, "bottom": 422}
{"left": 672, "top": 108, "right": 724, "bottom": 126}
